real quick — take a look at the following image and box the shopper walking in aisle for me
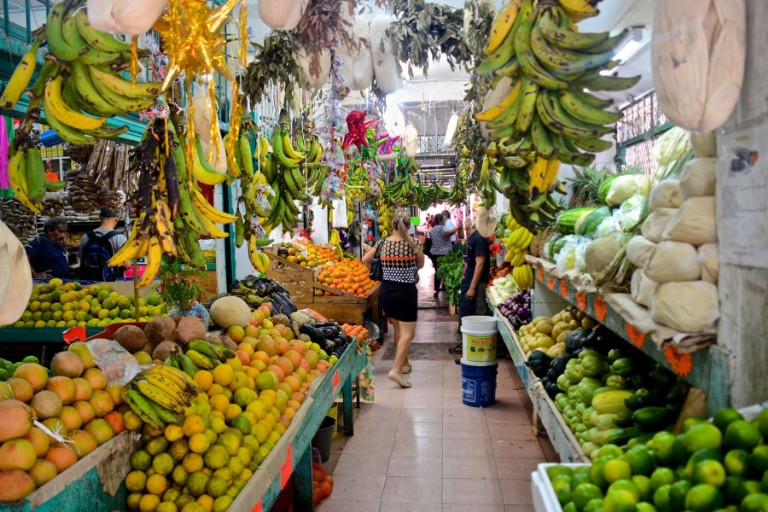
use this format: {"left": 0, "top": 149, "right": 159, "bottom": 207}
{"left": 362, "top": 210, "right": 424, "bottom": 388}
{"left": 79, "top": 207, "right": 128, "bottom": 281}
{"left": 449, "top": 217, "right": 491, "bottom": 358}
{"left": 25, "top": 217, "right": 70, "bottom": 279}
{"left": 429, "top": 213, "right": 457, "bottom": 297}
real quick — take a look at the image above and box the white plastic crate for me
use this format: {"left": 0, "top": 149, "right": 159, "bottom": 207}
{"left": 532, "top": 463, "right": 590, "bottom": 512}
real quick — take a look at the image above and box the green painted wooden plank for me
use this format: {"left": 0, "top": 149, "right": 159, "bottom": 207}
{"left": 0, "top": 327, "right": 101, "bottom": 343}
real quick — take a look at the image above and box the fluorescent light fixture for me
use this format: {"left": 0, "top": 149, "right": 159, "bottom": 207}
{"left": 614, "top": 26, "right": 650, "bottom": 63}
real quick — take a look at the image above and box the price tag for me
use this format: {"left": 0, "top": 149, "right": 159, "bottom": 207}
{"left": 547, "top": 277, "right": 555, "bottom": 290}
{"left": 664, "top": 346, "right": 693, "bottom": 377}
{"left": 252, "top": 501, "right": 262, "bottom": 512}
{"left": 625, "top": 323, "right": 645, "bottom": 348}
{"left": 559, "top": 279, "right": 568, "bottom": 298}
{"left": 279, "top": 444, "right": 293, "bottom": 489}
{"left": 537, "top": 266, "right": 544, "bottom": 281}
{"left": 575, "top": 292, "right": 587, "bottom": 311}
{"left": 332, "top": 369, "right": 340, "bottom": 392}
{"left": 63, "top": 326, "right": 87, "bottom": 345}
{"left": 593, "top": 295, "right": 607, "bottom": 322}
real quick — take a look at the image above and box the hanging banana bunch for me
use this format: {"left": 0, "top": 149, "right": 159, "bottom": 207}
{"left": 476, "top": 0, "right": 639, "bottom": 232}
{"left": 6, "top": 136, "right": 67, "bottom": 214}
{"left": 107, "top": 120, "right": 236, "bottom": 287}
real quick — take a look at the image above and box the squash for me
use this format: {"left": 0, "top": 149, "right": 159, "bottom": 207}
{"left": 565, "top": 328, "right": 590, "bottom": 354}
{"left": 209, "top": 296, "right": 251, "bottom": 329}
{"left": 652, "top": 0, "right": 746, "bottom": 132}
{"left": 546, "top": 343, "right": 567, "bottom": 359}
{"left": 592, "top": 390, "right": 633, "bottom": 415}
{"left": 526, "top": 350, "right": 552, "bottom": 378}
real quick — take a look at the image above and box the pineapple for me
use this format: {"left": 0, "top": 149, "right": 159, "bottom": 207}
{"left": 567, "top": 166, "right": 608, "bottom": 208}
{"left": 529, "top": 225, "right": 553, "bottom": 258}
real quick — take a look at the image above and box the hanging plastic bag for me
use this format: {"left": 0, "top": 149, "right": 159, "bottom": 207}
{"left": 332, "top": 197, "right": 349, "bottom": 228}
{"left": 321, "top": 172, "right": 344, "bottom": 201}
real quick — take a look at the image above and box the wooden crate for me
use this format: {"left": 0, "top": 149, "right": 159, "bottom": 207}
{"left": 265, "top": 254, "right": 380, "bottom": 325}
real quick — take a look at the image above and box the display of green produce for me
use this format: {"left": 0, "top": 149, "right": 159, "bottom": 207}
{"left": 0, "top": 355, "right": 39, "bottom": 381}
{"left": 546, "top": 407, "right": 768, "bottom": 512}
{"left": 3, "top": 278, "right": 168, "bottom": 329}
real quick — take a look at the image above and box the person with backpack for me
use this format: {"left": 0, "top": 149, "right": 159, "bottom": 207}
{"left": 78, "top": 207, "right": 128, "bottom": 281}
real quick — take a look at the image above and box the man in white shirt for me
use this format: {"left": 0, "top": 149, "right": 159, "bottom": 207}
{"left": 442, "top": 209, "right": 456, "bottom": 243}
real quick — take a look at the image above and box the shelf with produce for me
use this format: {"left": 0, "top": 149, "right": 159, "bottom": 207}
{"left": 528, "top": 256, "right": 729, "bottom": 414}
{"left": 490, "top": 299, "right": 589, "bottom": 463}
{"left": 228, "top": 340, "right": 367, "bottom": 512}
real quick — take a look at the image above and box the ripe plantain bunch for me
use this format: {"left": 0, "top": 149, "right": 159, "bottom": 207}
{"left": 476, "top": 0, "right": 640, "bottom": 231}
{"left": 0, "top": 0, "right": 161, "bottom": 146}
{"left": 108, "top": 120, "right": 236, "bottom": 288}
{"left": 258, "top": 111, "right": 323, "bottom": 236}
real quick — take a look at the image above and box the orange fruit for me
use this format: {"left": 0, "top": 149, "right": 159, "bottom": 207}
{"left": 72, "top": 378, "right": 93, "bottom": 402}
{"left": 24, "top": 427, "right": 51, "bottom": 457}
{"left": 84, "top": 418, "right": 115, "bottom": 445}
{"left": 73, "top": 400, "right": 96, "bottom": 424}
{"left": 0, "top": 439, "right": 37, "bottom": 471}
{"left": 7, "top": 378, "right": 34, "bottom": 403}
{"left": 45, "top": 446, "right": 78, "bottom": 472}
{"left": 82, "top": 368, "right": 107, "bottom": 390}
{"left": 58, "top": 405, "right": 83, "bottom": 431}
{"left": 69, "top": 429, "right": 98, "bottom": 457}
{"left": 88, "top": 389, "right": 115, "bottom": 417}
{"left": 28, "top": 459, "right": 58, "bottom": 487}
{"left": 103, "top": 411, "right": 125, "bottom": 434}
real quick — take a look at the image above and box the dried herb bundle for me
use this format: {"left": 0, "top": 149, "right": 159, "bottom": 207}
{"left": 295, "top": 0, "right": 359, "bottom": 78}
{"left": 244, "top": 31, "right": 300, "bottom": 107}
{"left": 463, "top": 0, "right": 496, "bottom": 60}
{"left": 386, "top": 0, "right": 470, "bottom": 78}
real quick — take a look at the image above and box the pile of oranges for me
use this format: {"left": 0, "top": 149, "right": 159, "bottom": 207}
{"left": 315, "top": 258, "right": 378, "bottom": 297}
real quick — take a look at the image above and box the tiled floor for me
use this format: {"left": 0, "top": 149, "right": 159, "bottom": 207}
{"left": 316, "top": 261, "right": 558, "bottom": 511}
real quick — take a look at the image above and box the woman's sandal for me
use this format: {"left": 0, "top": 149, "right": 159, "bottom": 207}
{"left": 388, "top": 369, "right": 412, "bottom": 388}
{"left": 401, "top": 363, "right": 412, "bottom": 374}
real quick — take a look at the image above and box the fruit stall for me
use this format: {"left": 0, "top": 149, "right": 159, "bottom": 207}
{"left": 2, "top": 0, "right": 768, "bottom": 510}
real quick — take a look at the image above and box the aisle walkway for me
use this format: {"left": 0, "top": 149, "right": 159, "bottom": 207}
{"left": 316, "top": 261, "right": 558, "bottom": 511}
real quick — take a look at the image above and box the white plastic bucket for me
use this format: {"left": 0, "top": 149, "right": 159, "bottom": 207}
{"left": 460, "top": 315, "right": 498, "bottom": 363}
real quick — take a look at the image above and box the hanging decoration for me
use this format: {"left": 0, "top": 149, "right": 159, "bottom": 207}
{"left": 342, "top": 111, "right": 377, "bottom": 152}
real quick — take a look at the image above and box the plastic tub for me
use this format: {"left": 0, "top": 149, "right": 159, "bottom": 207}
{"left": 461, "top": 315, "right": 498, "bottom": 363}
{"left": 461, "top": 361, "right": 497, "bottom": 407}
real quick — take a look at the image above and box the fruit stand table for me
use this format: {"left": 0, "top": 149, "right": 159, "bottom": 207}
{"left": 228, "top": 340, "right": 368, "bottom": 511}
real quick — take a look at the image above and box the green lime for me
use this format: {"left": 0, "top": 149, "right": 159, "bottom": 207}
{"left": 686, "top": 449, "right": 724, "bottom": 479}
{"left": 573, "top": 483, "right": 604, "bottom": 510}
{"left": 562, "top": 502, "right": 578, "bottom": 512}
{"left": 692, "top": 460, "right": 727, "bottom": 487}
{"left": 624, "top": 447, "right": 657, "bottom": 476}
{"left": 636, "top": 502, "right": 657, "bottom": 512}
{"left": 649, "top": 467, "right": 676, "bottom": 491}
{"left": 596, "top": 444, "right": 625, "bottom": 460}
{"left": 726, "top": 420, "right": 763, "bottom": 452}
{"left": 608, "top": 480, "right": 641, "bottom": 501}
{"left": 130, "top": 449, "right": 152, "bottom": 471}
{"left": 756, "top": 409, "right": 768, "bottom": 441}
{"left": 683, "top": 417, "right": 708, "bottom": 432}
{"left": 547, "top": 465, "right": 574, "bottom": 480}
{"left": 653, "top": 484, "right": 673, "bottom": 512}
{"left": 669, "top": 480, "right": 693, "bottom": 511}
{"left": 591, "top": 459, "right": 610, "bottom": 489}
{"left": 573, "top": 466, "right": 593, "bottom": 487}
{"left": 724, "top": 449, "right": 751, "bottom": 477}
{"left": 685, "top": 483, "right": 725, "bottom": 512}
{"left": 648, "top": 431, "right": 677, "bottom": 466}
{"left": 737, "top": 480, "right": 763, "bottom": 503}
{"left": 632, "top": 475, "right": 652, "bottom": 501}
{"left": 752, "top": 446, "right": 768, "bottom": 473}
{"left": 604, "top": 460, "right": 633, "bottom": 484}
{"left": 673, "top": 434, "right": 689, "bottom": 464}
{"left": 724, "top": 476, "right": 744, "bottom": 502}
{"left": 740, "top": 492, "right": 768, "bottom": 512}
{"left": 584, "top": 498, "right": 605, "bottom": 512}
{"left": 685, "top": 423, "right": 724, "bottom": 454}
{"left": 603, "top": 489, "right": 638, "bottom": 512}
{"left": 713, "top": 408, "right": 745, "bottom": 432}
{"left": 551, "top": 474, "right": 572, "bottom": 505}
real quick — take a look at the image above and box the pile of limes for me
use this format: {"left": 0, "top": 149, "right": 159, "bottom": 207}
{"left": 548, "top": 407, "right": 768, "bottom": 512}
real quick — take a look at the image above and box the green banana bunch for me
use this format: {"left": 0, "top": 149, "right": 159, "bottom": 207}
{"left": 7, "top": 142, "right": 47, "bottom": 214}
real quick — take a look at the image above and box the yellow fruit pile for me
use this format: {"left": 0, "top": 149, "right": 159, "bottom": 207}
{"left": 5, "top": 278, "right": 167, "bottom": 329}
{"left": 123, "top": 307, "right": 336, "bottom": 511}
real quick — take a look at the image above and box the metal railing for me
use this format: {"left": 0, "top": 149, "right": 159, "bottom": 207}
{"left": 615, "top": 90, "right": 673, "bottom": 175}
{"left": 1, "top": 0, "right": 49, "bottom": 45}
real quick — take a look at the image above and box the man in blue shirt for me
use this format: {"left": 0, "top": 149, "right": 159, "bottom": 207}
{"left": 25, "top": 218, "right": 70, "bottom": 279}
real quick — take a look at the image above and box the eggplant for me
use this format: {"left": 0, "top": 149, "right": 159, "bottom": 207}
{"left": 299, "top": 323, "right": 327, "bottom": 343}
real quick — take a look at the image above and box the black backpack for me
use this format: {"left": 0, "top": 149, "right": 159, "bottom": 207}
{"left": 80, "top": 231, "right": 122, "bottom": 281}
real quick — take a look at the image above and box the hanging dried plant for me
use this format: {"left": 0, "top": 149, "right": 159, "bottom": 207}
{"left": 294, "top": 0, "right": 358, "bottom": 54}
{"left": 462, "top": 0, "right": 496, "bottom": 61}
{"left": 243, "top": 31, "right": 300, "bottom": 107}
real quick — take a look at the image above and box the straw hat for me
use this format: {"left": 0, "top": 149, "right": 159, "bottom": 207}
{"left": 0, "top": 220, "right": 32, "bottom": 325}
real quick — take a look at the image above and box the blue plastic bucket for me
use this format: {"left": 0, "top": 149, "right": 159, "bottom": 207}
{"left": 461, "top": 361, "right": 498, "bottom": 407}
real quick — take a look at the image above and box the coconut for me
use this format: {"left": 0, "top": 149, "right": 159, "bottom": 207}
{"left": 152, "top": 341, "right": 182, "bottom": 362}
{"left": 144, "top": 316, "right": 177, "bottom": 346}
{"left": 112, "top": 325, "right": 148, "bottom": 353}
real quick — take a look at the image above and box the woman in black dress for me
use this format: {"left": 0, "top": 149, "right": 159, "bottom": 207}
{"left": 363, "top": 210, "right": 424, "bottom": 388}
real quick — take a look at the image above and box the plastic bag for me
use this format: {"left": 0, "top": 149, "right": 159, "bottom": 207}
{"left": 616, "top": 193, "right": 647, "bottom": 230}
{"left": 554, "top": 236, "right": 590, "bottom": 272}
{"left": 594, "top": 214, "right": 623, "bottom": 238}
{"left": 321, "top": 172, "right": 344, "bottom": 201}
{"left": 86, "top": 338, "right": 147, "bottom": 386}
{"left": 331, "top": 197, "right": 348, "bottom": 228}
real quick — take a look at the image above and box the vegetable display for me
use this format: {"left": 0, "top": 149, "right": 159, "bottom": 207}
{"left": 498, "top": 289, "right": 532, "bottom": 330}
{"left": 546, "top": 406, "right": 768, "bottom": 512}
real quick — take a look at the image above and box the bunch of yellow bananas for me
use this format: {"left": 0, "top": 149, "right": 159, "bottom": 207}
{"left": 513, "top": 263, "right": 534, "bottom": 290}
{"left": 477, "top": 0, "right": 640, "bottom": 231}
{"left": 6, "top": 145, "right": 66, "bottom": 214}
{"left": 0, "top": 1, "right": 164, "bottom": 145}
{"left": 503, "top": 226, "right": 533, "bottom": 267}
{"left": 378, "top": 204, "right": 395, "bottom": 238}
{"left": 108, "top": 121, "right": 236, "bottom": 288}
{"left": 123, "top": 365, "right": 201, "bottom": 430}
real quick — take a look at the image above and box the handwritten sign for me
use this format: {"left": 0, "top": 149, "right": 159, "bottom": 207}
{"left": 593, "top": 295, "right": 607, "bottom": 322}
{"left": 279, "top": 444, "right": 293, "bottom": 489}
{"left": 559, "top": 279, "right": 568, "bottom": 298}
{"left": 575, "top": 292, "right": 587, "bottom": 311}
{"left": 537, "top": 266, "right": 545, "bottom": 281}
{"left": 625, "top": 323, "right": 645, "bottom": 348}
{"left": 547, "top": 277, "right": 555, "bottom": 290}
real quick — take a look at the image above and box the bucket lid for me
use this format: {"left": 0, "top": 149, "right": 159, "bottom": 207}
{"left": 460, "top": 358, "right": 498, "bottom": 367}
